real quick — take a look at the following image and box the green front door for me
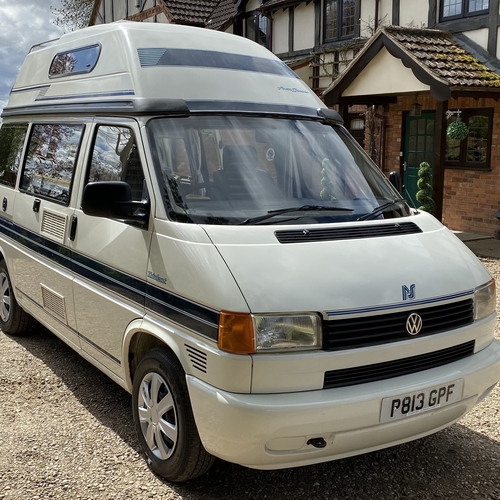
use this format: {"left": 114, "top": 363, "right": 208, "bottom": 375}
{"left": 403, "top": 112, "right": 435, "bottom": 207}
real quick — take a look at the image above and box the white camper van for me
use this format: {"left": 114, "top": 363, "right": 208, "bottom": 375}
{"left": 1, "top": 21, "right": 499, "bottom": 482}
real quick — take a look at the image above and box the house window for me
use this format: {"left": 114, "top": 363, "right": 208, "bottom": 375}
{"left": 324, "top": 0, "right": 356, "bottom": 42}
{"left": 445, "top": 109, "right": 493, "bottom": 170}
{"left": 441, "top": 0, "right": 488, "bottom": 20}
{"left": 348, "top": 116, "right": 365, "bottom": 147}
{"left": 245, "top": 13, "right": 271, "bottom": 49}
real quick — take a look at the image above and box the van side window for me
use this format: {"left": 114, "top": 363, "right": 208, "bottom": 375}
{"left": 49, "top": 44, "right": 101, "bottom": 77}
{"left": 21, "top": 124, "right": 84, "bottom": 204}
{"left": 88, "top": 126, "right": 147, "bottom": 202}
{"left": 0, "top": 123, "right": 28, "bottom": 188}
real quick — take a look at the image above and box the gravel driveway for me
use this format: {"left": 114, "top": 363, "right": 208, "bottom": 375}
{"left": 1, "top": 259, "right": 499, "bottom": 500}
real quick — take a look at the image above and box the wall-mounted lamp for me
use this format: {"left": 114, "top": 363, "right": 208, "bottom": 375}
{"left": 409, "top": 101, "right": 422, "bottom": 117}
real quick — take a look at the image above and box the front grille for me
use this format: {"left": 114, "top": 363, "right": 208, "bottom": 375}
{"left": 323, "top": 340, "right": 475, "bottom": 389}
{"left": 323, "top": 299, "right": 473, "bottom": 351}
{"left": 275, "top": 221, "right": 421, "bottom": 244}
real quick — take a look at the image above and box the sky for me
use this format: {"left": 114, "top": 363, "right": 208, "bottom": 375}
{"left": 0, "top": 0, "right": 65, "bottom": 115}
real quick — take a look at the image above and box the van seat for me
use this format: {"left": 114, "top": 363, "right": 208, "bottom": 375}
{"left": 214, "top": 145, "right": 283, "bottom": 200}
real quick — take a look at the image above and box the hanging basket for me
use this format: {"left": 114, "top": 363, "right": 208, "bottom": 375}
{"left": 446, "top": 121, "right": 469, "bottom": 141}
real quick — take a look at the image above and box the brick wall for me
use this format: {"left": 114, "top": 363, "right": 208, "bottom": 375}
{"left": 381, "top": 94, "right": 500, "bottom": 236}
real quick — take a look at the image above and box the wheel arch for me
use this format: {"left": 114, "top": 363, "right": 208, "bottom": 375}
{"left": 123, "top": 318, "right": 190, "bottom": 392}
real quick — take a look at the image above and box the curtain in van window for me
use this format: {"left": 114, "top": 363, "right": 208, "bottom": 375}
{"left": 185, "top": 128, "right": 204, "bottom": 192}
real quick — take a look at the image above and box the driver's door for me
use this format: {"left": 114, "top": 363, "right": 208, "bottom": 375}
{"left": 70, "top": 119, "right": 153, "bottom": 376}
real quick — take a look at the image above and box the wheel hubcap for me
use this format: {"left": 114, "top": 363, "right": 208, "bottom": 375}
{"left": 0, "top": 272, "right": 11, "bottom": 323}
{"left": 137, "top": 372, "right": 178, "bottom": 460}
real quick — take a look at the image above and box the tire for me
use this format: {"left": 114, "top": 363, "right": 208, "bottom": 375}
{"left": 0, "top": 259, "right": 34, "bottom": 336}
{"left": 132, "top": 347, "right": 215, "bottom": 482}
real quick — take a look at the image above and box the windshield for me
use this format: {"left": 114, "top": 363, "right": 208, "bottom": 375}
{"left": 147, "top": 116, "right": 410, "bottom": 225}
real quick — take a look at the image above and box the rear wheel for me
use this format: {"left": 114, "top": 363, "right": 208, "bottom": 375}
{"left": 0, "top": 260, "right": 34, "bottom": 335}
{"left": 132, "top": 347, "right": 215, "bottom": 482}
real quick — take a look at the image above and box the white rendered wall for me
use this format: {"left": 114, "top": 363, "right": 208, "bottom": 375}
{"left": 343, "top": 47, "right": 430, "bottom": 96}
{"left": 273, "top": 9, "right": 289, "bottom": 55}
{"left": 463, "top": 28, "right": 489, "bottom": 51}
{"left": 293, "top": 3, "right": 315, "bottom": 51}
{"left": 399, "top": 0, "right": 429, "bottom": 27}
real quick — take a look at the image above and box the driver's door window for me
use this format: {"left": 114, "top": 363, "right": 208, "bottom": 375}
{"left": 88, "top": 125, "right": 147, "bottom": 202}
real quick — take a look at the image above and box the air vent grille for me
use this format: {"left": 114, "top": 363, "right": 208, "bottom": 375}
{"left": 41, "top": 210, "right": 66, "bottom": 243}
{"left": 41, "top": 285, "right": 67, "bottom": 323}
{"left": 137, "top": 48, "right": 166, "bottom": 67}
{"left": 185, "top": 344, "right": 208, "bottom": 373}
{"left": 275, "top": 221, "right": 422, "bottom": 244}
{"left": 323, "top": 340, "right": 475, "bottom": 389}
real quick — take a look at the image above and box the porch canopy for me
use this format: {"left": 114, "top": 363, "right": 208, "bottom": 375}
{"left": 322, "top": 26, "right": 500, "bottom": 220}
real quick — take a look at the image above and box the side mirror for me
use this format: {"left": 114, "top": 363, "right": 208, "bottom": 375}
{"left": 81, "top": 181, "right": 149, "bottom": 227}
{"left": 389, "top": 171, "right": 402, "bottom": 193}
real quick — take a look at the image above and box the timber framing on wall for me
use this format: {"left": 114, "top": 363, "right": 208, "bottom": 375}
{"left": 392, "top": 0, "right": 399, "bottom": 26}
{"left": 429, "top": 0, "right": 500, "bottom": 57}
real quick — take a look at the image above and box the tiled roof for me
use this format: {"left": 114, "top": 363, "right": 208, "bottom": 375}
{"left": 206, "top": 0, "right": 237, "bottom": 30}
{"left": 260, "top": 0, "right": 302, "bottom": 11}
{"left": 163, "top": 0, "right": 222, "bottom": 26}
{"left": 384, "top": 26, "right": 500, "bottom": 88}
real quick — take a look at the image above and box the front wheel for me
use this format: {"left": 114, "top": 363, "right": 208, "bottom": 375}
{"left": 132, "top": 347, "right": 215, "bottom": 482}
{"left": 0, "top": 260, "right": 34, "bottom": 335}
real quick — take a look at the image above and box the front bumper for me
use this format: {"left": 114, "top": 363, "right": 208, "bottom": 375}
{"left": 187, "top": 339, "right": 500, "bottom": 469}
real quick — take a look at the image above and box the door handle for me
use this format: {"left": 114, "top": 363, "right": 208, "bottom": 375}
{"left": 33, "top": 198, "right": 41, "bottom": 213}
{"left": 69, "top": 215, "right": 77, "bottom": 241}
{"left": 402, "top": 162, "right": 407, "bottom": 171}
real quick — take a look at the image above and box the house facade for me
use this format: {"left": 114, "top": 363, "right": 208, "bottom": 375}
{"left": 89, "top": 0, "right": 500, "bottom": 235}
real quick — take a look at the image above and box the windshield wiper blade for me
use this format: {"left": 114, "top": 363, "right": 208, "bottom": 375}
{"left": 357, "top": 200, "right": 401, "bottom": 221}
{"left": 239, "top": 205, "right": 354, "bottom": 225}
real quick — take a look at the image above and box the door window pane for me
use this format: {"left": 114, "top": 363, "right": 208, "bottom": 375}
{"left": 88, "top": 126, "right": 146, "bottom": 202}
{"left": 22, "top": 124, "right": 84, "bottom": 204}
{"left": 0, "top": 123, "right": 28, "bottom": 188}
{"left": 349, "top": 118, "right": 364, "bottom": 147}
{"left": 246, "top": 15, "right": 256, "bottom": 42}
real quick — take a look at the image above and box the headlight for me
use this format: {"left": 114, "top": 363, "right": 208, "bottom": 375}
{"left": 218, "top": 312, "right": 321, "bottom": 354}
{"left": 253, "top": 314, "right": 321, "bottom": 352}
{"left": 474, "top": 279, "right": 496, "bottom": 321}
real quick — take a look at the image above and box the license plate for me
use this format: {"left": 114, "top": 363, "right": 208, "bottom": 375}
{"left": 380, "top": 379, "right": 464, "bottom": 423}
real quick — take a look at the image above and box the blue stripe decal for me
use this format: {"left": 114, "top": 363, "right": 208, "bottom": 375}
{"left": 35, "top": 90, "right": 135, "bottom": 102}
{"left": 138, "top": 48, "right": 299, "bottom": 79}
{"left": 0, "top": 217, "right": 219, "bottom": 340}
{"left": 146, "top": 286, "right": 219, "bottom": 341}
{"left": 326, "top": 290, "right": 475, "bottom": 317}
{"left": 72, "top": 251, "right": 146, "bottom": 306}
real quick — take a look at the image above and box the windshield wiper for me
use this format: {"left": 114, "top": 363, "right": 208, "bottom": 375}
{"left": 239, "top": 205, "right": 354, "bottom": 225}
{"left": 357, "top": 200, "right": 402, "bottom": 221}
